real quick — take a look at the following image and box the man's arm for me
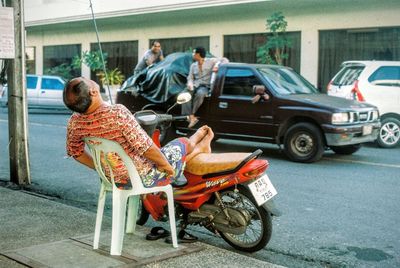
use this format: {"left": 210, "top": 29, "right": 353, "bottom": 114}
{"left": 143, "top": 50, "right": 154, "bottom": 66}
{"left": 143, "top": 144, "right": 175, "bottom": 176}
{"left": 187, "top": 64, "right": 195, "bottom": 91}
{"left": 118, "top": 105, "right": 175, "bottom": 177}
{"left": 74, "top": 151, "right": 95, "bottom": 169}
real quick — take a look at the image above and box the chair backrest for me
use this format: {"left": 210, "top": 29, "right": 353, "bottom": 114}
{"left": 84, "top": 137, "right": 144, "bottom": 191}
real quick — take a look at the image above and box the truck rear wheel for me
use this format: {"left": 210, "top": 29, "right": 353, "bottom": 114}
{"left": 283, "top": 122, "right": 324, "bottom": 163}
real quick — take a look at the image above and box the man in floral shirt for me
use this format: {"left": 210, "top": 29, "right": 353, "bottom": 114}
{"left": 63, "top": 77, "right": 213, "bottom": 189}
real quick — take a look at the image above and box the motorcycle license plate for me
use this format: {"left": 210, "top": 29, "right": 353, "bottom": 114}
{"left": 248, "top": 174, "right": 277, "bottom": 206}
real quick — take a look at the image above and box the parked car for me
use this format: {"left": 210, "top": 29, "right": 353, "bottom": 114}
{"left": 327, "top": 61, "right": 400, "bottom": 148}
{"left": 117, "top": 53, "right": 380, "bottom": 163}
{"left": 0, "top": 74, "right": 67, "bottom": 109}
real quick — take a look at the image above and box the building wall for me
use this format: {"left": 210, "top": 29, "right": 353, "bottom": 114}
{"left": 25, "top": 0, "right": 400, "bottom": 86}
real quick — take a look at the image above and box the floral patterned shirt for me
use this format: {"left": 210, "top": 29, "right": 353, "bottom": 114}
{"left": 66, "top": 104, "right": 153, "bottom": 184}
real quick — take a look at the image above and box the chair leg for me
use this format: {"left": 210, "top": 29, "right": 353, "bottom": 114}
{"left": 126, "top": 195, "right": 139, "bottom": 233}
{"left": 93, "top": 185, "right": 106, "bottom": 250}
{"left": 166, "top": 189, "right": 178, "bottom": 248}
{"left": 110, "top": 190, "right": 128, "bottom": 255}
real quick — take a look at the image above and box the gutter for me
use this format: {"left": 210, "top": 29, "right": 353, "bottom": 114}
{"left": 25, "top": 0, "right": 272, "bottom": 27}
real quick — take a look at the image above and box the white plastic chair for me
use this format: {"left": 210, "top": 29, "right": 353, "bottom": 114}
{"left": 84, "top": 137, "right": 178, "bottom": 255}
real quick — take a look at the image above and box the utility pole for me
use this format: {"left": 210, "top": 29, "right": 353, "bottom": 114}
{"left": 5, "top": 0, "right": 30, "bottom": 185}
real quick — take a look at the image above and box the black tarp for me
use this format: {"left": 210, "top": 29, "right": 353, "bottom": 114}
{"left": 120, "top": 52, "right": 193, "bottom": 103}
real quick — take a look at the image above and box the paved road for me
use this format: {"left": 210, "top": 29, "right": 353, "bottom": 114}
{"left": 1, "top": 109, "right": 399, "bottom": 267}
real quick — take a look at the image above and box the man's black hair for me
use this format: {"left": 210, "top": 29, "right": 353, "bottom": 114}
{"left": 63, "top": 79, "right": 92, "bottom": 113}
{"left": 194, "top": 47, "right": 206, "bottom": 58}
{"left": 151, "top": 40, "right": 161, "bottom": 46}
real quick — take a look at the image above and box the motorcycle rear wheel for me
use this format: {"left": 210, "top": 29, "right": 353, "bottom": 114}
{"left": 218, "top": 186, "right": 272, "bottom": 252}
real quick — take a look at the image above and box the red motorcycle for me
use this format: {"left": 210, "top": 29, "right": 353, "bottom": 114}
{"left": 134, "top": 108, "right": 280, "bottom": 252}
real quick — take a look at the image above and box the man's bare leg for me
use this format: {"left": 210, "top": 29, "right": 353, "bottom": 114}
{"left": 187, "top": 125, "right": 210, "bottom": 149}
{"left": 186, "top": 127, "right": 214, "bottom": 162}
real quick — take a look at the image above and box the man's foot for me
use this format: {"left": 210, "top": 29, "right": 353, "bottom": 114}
{"left": 188, "top": 118, "right": 199, "bottom": 128}
{"left": 186, "top": 127, "right": 214, "bottom": 162}
{"left": 198, "top": 128, "right": 214, "bottom": 154}
{"left": 188, "top": 125, "right": 209, "bottom": 146}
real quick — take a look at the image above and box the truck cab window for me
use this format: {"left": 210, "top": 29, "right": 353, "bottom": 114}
{"left": 222, "top": 68, "right": 262, "bottom": 97}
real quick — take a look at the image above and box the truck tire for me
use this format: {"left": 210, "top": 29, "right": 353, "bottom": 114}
{"left": 283, "top": 122, "right": 324, "bottom": 163}
{"left": 376, "top": 117, "right": 400, "bottom": 148}
{"left": 330, "top": 144, "right": 361, "bottom": 155}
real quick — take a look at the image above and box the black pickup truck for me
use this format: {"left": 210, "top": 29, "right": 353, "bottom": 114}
{"left": 117, "top": 53, "right": 380, "bottom": 163}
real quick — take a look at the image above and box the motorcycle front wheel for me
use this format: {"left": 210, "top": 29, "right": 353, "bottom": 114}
{"left": 218, "top": 186, "right": 272, "bottom": 252}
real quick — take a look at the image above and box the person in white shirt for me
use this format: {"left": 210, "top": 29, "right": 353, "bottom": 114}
{"left": 183, "top": 47, "right": 228, "bottom": 128}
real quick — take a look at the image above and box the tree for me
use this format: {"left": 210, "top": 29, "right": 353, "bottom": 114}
{"left": 44, "top": 63, "right": 74, "bottom": 80}
{"left": 45, "top": 50, "right": 108, "bottom": 80}
{"left": 257, "top": 12, "right": 291, "bottom": 65}
{"left": 71, "top": 50, "right": 107, "bottom": 73}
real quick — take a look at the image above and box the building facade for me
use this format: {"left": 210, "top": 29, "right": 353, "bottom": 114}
{"left": 23, "top": 0, "right": 400, "bottom": 90}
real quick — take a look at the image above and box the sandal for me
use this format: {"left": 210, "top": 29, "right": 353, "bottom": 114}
{"left": 165, "top": 230, "right": 198, "bottom": 244}
{"left": 146, "top": 226, "right": 170, "bottom": 241}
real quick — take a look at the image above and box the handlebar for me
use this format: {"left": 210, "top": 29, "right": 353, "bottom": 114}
{"left": 152, "top": 114, "right": 188, "bottom": 124}
{"left": 134, "top": 110, "right": 188, "bottom": 136}
{"left": 171, "top": 115, "right": 189, "bottom": 121}
{"left": 155, "top": 114, "right": 173, "bottom": 124}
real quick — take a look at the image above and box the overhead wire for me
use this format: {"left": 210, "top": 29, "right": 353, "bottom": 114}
{"left": 88, "top": 0, "right": 113, "bottom": 104}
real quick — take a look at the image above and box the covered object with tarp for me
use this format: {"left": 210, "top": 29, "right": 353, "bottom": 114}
{"left": 119, "top": 52, "right": 193, "bottom": 104}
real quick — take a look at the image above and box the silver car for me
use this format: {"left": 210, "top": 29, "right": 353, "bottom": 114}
{"left": 0, "top": 74, "right": 67, "bottom": 109}
{"left": 327, "top": 61, "right": 400, "bottom": 148}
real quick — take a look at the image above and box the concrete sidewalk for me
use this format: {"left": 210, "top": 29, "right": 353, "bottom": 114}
{"left": 0, "top": 186, "right": 283, "bottom": 268}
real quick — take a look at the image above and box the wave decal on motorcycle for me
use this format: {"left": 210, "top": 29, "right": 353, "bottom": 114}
{"left": 173, "top": 174, "right": 237, "bottom": 197}
{"left": 205, "top": 178, "right": 228, "bottom": 188}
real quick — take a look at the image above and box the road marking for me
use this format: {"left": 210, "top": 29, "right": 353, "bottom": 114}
{"left": 324, "top": 156, "right": 400, "bottom": 169}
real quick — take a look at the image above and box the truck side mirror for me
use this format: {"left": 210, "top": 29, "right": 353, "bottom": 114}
{"left": 252, "top": 85, "right": 270, "bottom": 104}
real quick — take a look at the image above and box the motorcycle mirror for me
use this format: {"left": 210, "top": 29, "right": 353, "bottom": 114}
{"left": 166, "top": 92, "right": 192, "bottom": 114}
{"left": 176, "top": 92, "right": 192, "bottom": 104}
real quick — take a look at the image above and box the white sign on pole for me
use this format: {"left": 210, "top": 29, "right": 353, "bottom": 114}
{"left": 0, "top": 7, "right": 15, "bottom": 59}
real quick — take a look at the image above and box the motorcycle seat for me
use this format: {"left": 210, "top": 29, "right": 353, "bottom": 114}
{"left": 185, "top": 152, "right": 251, "bottom": 175}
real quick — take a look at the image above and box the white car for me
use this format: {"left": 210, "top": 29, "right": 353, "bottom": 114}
{"left": 327, "top": 61, "right": 400, "bottom": 148}
{"left": 0, "top": 74, "right": 67, "bottom": 109}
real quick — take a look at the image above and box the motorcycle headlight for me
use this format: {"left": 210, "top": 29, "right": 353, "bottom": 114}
{"left": 332, "top": 112, "right": 350, "bottom": 124}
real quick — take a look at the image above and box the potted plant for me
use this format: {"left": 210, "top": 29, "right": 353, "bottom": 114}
{"left": 96, "top": 68, "right": 125, "bottom": 103}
